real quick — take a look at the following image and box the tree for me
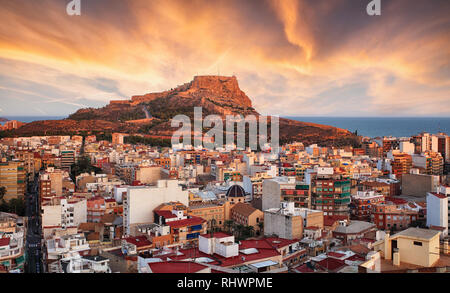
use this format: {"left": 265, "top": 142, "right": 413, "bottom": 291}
{"left": 245, "top": 226, "right": 255, "bottom": 238}
{"left": 70, "top": 155, "right": 102, "bottom": 182}
{"left": 235, "top": 224, "right": 245, "bottom": 240}
{"left": 0, "top": 186, "right": 6, "bottom": 202}
{"left": 224, "top": 220, "right": 234, "bottom": 233}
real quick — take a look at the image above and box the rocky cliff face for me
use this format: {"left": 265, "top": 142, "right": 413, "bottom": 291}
{"left": 9, "top": 75, "right": 359, "bottom": 147}
{"left": 189, "top": 75, "right": 252, "bottom": 108}
{"left": 129, "top": 75, "right": 253, "bottom": 113}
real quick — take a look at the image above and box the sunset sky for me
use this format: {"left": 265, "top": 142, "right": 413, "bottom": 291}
{"left": 0, "top": 0, "right": 449, "bottom": 117}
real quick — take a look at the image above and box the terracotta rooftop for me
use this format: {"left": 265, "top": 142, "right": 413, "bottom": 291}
{"left": 165, "top": 216, "right": 206, "bottom": 229}
{"left": 429, "top": 192, "right": 447, "bottom": 199}
{"left": 201, "top": 232, "right": 232, "bottom": 239}
{"left": 124, "top": 235, "right": 152, "bottom": 248}
{"left": 316, "top": 258, "right": 347, "bottom": 271}
{"left": 294, "top": 263, "right": 314, "bottom": 273}
{"left": 155, "top": 210, "right": 178, "bottom": 219}
{"left": 231, "top": 202, "right": 260, "bottom": 217}
{"left": 0, "top": 238, "right": 10, "bottom": 246}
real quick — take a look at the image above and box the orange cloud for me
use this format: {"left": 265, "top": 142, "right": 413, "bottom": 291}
{"left": 0, "top": 0, "right": 448, "bottom": 116}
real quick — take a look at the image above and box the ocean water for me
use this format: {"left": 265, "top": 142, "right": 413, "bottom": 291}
{"left": 0, "top": 116, "right": 66, "bottom": 124}
{"left": 285, "top": 117, "right": 450, "bottom": 138}
{"left": 1, "top": 115, "right": 449, "bottom": 138}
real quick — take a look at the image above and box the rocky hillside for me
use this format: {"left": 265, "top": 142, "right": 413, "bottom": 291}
{"left": 8, "top": 75, "right": 359, "bottom": 146}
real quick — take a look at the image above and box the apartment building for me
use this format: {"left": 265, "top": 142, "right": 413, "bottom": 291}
{"left": 264, "top": 202, "right": 304, "bottom": 240}
{"left": 351, "top": 191, "right": 385, "bottom": 221}
{"left": 123, "top": 180, "right": 189, "bottom": 236}
{"left": 371, "top": 203, "right": 419, "bottom": 232}
{"left": 0, "top": 213, "right": 26, "bottom": 273}
{"left": 311, "top": 173, "right": 351, "bottom": 216}
{"left": 0, "top": 160, "right": 26, "bottom": 201}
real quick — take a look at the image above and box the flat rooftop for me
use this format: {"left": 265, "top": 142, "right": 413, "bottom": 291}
{"left": 392, "top": 228, "right": 441, "bottom": 241}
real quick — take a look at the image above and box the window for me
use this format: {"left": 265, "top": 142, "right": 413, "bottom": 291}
{"left": 413, "top": 241, "right": 422, "bottom": 246}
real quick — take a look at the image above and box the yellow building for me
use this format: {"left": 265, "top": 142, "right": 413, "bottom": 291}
{"left": 0, "top": 161, "right": 26, "bottom": 201}
{"left": 188, "top": 201, "right": 232, "bottom": 229}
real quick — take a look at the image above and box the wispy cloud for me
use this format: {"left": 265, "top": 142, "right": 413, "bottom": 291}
{"left": 0, "top": 0, "right": 448, "bottom": 117}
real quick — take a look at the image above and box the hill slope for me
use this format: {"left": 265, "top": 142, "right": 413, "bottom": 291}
{"left": 9, "top": 75, "right": 359, "bottom": 146}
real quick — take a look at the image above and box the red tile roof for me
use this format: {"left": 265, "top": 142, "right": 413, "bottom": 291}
{"left": 385, "top": 197, "right": 407, "bottom": 205}
{"left": 148, "top": 261, "right": 208, "bottom": 273}
{"left": 0, "top": 238, "right": 10, "bottom": 247}
{"left": 294, "top": 263, "right": 314, "bottom": 273}
{"left": 201, "top": 232, "right": 232, "bottom": 239}
{"left": 430, "top": 192, "right": 447, "bottom": 199}
{"left": 324, "top": 215, "right": 348, "bottom": 226}
{"left": 239, "top": 239, "right": 273, "bottom": 250}
{"left": 124, "top": 236, "right": 152, "bottom": 248}
{"left": 316, "top": 258, "right": 347, "bottom": 271}
{"left": 264, "top": 237, "right": 299, "bottom": 249}
{"left": 345, "top": 254, "right": 365, "bottom": 262}
{"left": 327, "top": 252, "right": 346, "bottom": 258}
{"left": 155, "top": 210, "right": 177, "bottom": 219}
{"left": 166, "top": 216, "right": 205, "bottom": 229}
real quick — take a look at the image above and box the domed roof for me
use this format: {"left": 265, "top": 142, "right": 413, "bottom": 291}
{"left": 226, "top": 185, "right": 246, "bottom": 198}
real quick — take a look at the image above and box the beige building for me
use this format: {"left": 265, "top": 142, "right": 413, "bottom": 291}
{"left": 47, "top": 167, "right": 64, "bottom": 196}
{"left": 135, "top": 166, "right": 161, "bottom": 185}
{"left": 372, "top": 228, "right": 441, "bottom": 268}
{"left": 230, "top": 202, "right": 264, "bottom": 232}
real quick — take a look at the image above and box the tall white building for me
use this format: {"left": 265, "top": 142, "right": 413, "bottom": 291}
{"left": 123, "top": 180, "right": 189, "bottom": 236}
{"left": 426, "top": 190, "right": 448, "bottom": 237}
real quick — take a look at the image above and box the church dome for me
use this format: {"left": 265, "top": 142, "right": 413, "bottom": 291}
{"left": 226, "top": 185, "right": 246, "bottom": 198}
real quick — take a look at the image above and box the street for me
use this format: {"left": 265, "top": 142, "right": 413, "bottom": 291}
{"left": 25, "top": 174, "right": 43, "bottom": 274}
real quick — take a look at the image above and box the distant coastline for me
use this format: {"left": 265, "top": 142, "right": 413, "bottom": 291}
{"left": 0, "top": 116, "right": 66, "bottom": 125}
{"left": 286, "top": 117, "right": 450, "bottom": 138}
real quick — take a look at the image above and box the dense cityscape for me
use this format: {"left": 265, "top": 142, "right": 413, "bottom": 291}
{"left": 0, "top": 0, "right": 449, "bottom": 281}
{"left": 0, "top": 129, "right": 449, "bottom": 274}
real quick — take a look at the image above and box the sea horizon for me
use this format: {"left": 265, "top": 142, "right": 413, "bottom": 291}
{"left": 1, "top": 115, "right": 449, "bottom": 139}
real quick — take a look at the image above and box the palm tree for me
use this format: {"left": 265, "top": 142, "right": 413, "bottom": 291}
{"left": 224, "top": 220, "right": 234, "bottom": 233}
{"left": 246, "top": 226, "right": 255, "bottom": 238}
{"left": 236, "top": 224, "right": 245, "bottom": 239}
